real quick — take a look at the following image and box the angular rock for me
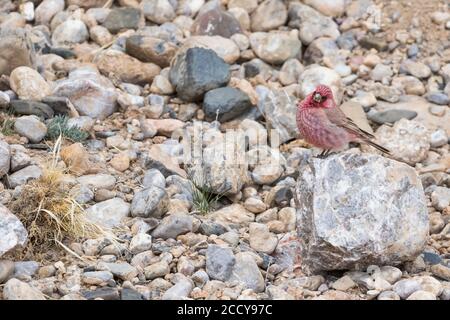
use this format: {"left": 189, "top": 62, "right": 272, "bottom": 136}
{"left": 169, "top": 47, "right": 230, "bottom": 102}
{"left": 126, "top": 35, "right": 178, "bottom": 68}
{"left": 295, "top": 152, "right": 429, "bottom": 272}
{"left": 251, "top": 0, "right": 287, "bottom": 32}
{"left": 368, "top": 109, "right": 418, "bottom": 125}
{"left": 182, "top": 35, "right": 240, "bottom": 64}
{"left": 3, "top": 278, "right": 45, "bottom": 300}
{"left": 288, "top": 2, "right": 340, "bottom": 45}
{"left": 203, "top": 87, "right": 253, "bottom": 122}
{"left": 0, "top": 204, "right": 27, "bottom": 257}
{"left": 52, "top": 67, "right": 117, "bottom": 120}
{"left": 51, "top": 20, "right": 89, "bottom": 47}
{"left": 299, "top": 65, "right": 343, "bottom": 104}
{"left": 375, "top": 119, "right": 430, "bottom": 165}
{"left": 0, "top": 140, "right": 11, "bottom": 178}
{"left": 7, "top": 165, "right": 42, "bottom": 188}
{"left": 85, "top": 198, "right": 130, "bottom": 228}
{"left": 141, "top": 0, "right": 175, "bottom": 24}
{"left": 261, "top": 90, "right": 297, "bottom": 144}
{"left": 151, "top": 213, "right": 193, "bottom": 239}
{"left": 130, "top": 186, "right": 168, "bottom": 218}
{"left": 77, "top": 174, "right": 116, "bottom": 190}
{"left": 10, "top": 100, "right": 54, "bottom": 119}
{"left": 249, "top": 30, "right": 301, "bottom": 65}
{"left": 0, "top": 28, "right": 35, "bottom": 76}
{"left": 102, "top": 7, "right": 142, "bottom": 34}
{"left": 210, "top": 204, "right": 255, "bottom": 227}
{"left": 95, "top": 50, "right": 161, "bottom": 85}
{"left": 229, "top": 252, "right": 265, "bottom": 293}
{"left": 192, "top": 6, "right": 242, "bottom": 38}
{"left": 205, "top": 244, "right": 235, "bottom": 281}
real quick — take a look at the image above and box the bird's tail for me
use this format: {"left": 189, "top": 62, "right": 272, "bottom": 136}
{"left": 364, "top": 140, "right": 390, "bottom": 154}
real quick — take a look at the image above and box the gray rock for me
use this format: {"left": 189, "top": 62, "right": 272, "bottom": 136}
{"left": 83, "top": 287, "right": 120, "bottom": 300}
{"left": 377, "top": 290, "right": 400, "bottom": 300}
{"left": 10, "top": 100, "right": 53, "bottom": 119}
{"left": 359, "top": 35, "right": 388, "bottom": 51}
{"left": 129, "top": 233, "right": 152, "bottom": 254}
{"left": 229, "top": 252, "right": 265, "bottom": 293}
{"left": 0, "top": 28, "right": 35, "bottom": 76}
{"left": 407, "top": 290, "right": 436, "bottom": 300}
{"left": 35, "top": 0, "right": 65, "bottom": 26}
{"left": 400, "top": 60, "right": 431, "bottom": 79}
{"left": 52, "top": 66, "right": 117, "bottom": 120}
{"left": 130, "top": 186, "right": 168, "bottom": 218}
{"left": 7, "top": 165, "right": 42, "bottom": 188}
{"left": 51, "top": 20, "right": 89, "bottom": 47}
{"left": 121, "top": 288, "right": 143, "bottom": 300}
{"left": 97, "top": 261, "right": 138, "bottom": 281}
{"left": 41, "top": 96, "right": 72, "bottom": 116}
{"left": 251, "top": 0, "right": 287, "bottom": 32}
{"left": 0, "top": 260, "right": 14, "bottom": 284}
{"left": 205, "top": 244, "right": 236, "bottom": 281}
{"left": 192, "top": 6, "right": 242, "bottom": 38}
{"left": 77, "top": 174, "right": 116, "bottom": 190}
{"left": 169, "top": 47, "right": 230, "bottom": 102}
{"left": 430, "top": 129, "right": 448, "bottom": 148}
{"left": 431, "top": 187, "right": 450, "bottom": 211}
{"left": 288, "top": 2, "right": 339, "bottom": 45}
{"left": 141, "top": 0, "right": 175, "bottom": 24}
{"left": 375, "top": 119, "right": 430, "bottom": 165}
{"left": 82, "top": 271, "right": 114, "bottom": 285}
{"left": 299, "top": 65, "right": 343, "bottom": 104}
{"left": 0, "top": 91, "right": 10, "bottom": 108}
{"left": 249, "top": 30, "right": 301, "bottom": 65}
{"left": 152, "top": 213, "right": 193, "bottom": 240}
{"left": 142, "top": 169, "right": 166, "bottom": 189}
{"left": 14, "top": 115, "right": 47, "bottom": 143}
{"left": 203, "top": 87, "right": 253, "bottom": 122}
{"left": 162, "top": 277, "right": 193, "bottom": 300}
{"left": 85, "top": 198, "right": 130, "bottom": 228}
{"left": 0, "top": 140, "right": 11, "bottom": 178}
{"left": 102, "top": 8, "right": 142, "bottom": 34}
{"left": 261, "top": 90, "right": 297, "bottom": 144}
{"left": 368, "top": 109, "right": 417, "bottom": 125}
{"left": 12, "top": 261, "right": 39, "bottom": 279}
{"left": 3, "top": 278, "right": 45, "bottom": 300}
{"left": 336, "top": 31, "right": 358, "bottom": 50}
{"left": 303, "top": 37, "right": 338, "bottom": 65}
{"left": 295, "top": 152, "right": 429, "bottom": 272}
{"left": 425, "top": 92, "right": 450, "bottom": 105}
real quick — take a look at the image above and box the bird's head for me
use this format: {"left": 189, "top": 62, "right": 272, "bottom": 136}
{"left": 308, "top": 84, "right": 335, "bottom": 109}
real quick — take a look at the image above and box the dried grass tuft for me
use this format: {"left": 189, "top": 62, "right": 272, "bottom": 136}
{"left": 9, "top": 136, "right": 116, "bottom": 261}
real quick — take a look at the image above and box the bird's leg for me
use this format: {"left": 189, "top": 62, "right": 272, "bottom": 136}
{"left": 317, "top": 149, "right": 330, "bottom": 159}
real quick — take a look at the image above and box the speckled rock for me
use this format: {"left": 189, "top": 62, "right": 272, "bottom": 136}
{"left": 295, "top": 152, "right": 428, "bottom": 272}
{"left": 375, "top": 119, "right": 430, "bottom": 165}
{"left": 0, "top": 204, "right": 28, "bottom": 257}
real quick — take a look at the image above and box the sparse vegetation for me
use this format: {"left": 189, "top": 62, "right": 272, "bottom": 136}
{"left": 46, "top": 115, "right": 89, "bottom": 142}
{"left": 188, "top": 170, "right": 228, "bottom": 215}
{"left": 9, "top": 137, "right": 114, "bottom": 261}
{"left": 0, "top": 117, "right": 15, "bottom": 136}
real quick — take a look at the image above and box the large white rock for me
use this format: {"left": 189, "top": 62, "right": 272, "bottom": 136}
{"left": 0, "top": 204, "right": 28, "bottom": 257}
{"left": 295, "top": 152, "right": 428, "bottom": 272}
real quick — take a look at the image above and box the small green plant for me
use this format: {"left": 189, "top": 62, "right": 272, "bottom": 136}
{"left": 188, "top": 170, "right": 228, "bottom": 215}
{"left": 1, "top": 118, "right": 15, "bottom": 136}
{"left": 46, "top": 115, "right": 89, "bottom": 142}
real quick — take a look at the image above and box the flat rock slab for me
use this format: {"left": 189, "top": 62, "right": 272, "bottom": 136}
{"left": 295, "top": 152, "right": 428, "bottom": 272}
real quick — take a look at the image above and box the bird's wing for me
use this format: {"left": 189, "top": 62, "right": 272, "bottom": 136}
{"left": 325, "top": 106, "right": 375, "bottom": 140}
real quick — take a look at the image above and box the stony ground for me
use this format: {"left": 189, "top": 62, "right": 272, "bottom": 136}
{"left": 0, "top": 0, "right": 449, "bottom": 300}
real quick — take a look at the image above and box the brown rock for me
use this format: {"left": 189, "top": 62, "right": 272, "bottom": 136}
{"left": 125, "top": 35, "right": 178, "bottom": 68}
{"left": 0, "top": 28, "right": 35, "bottom": 76}
{"left": 95, "top": 50, "right": 161, "bottom": 85}
{"left": 110, "top": 152, "right": 130, "bottom": 172}
{"left": 60, "top": 143, "right": 100, "bottom": 176}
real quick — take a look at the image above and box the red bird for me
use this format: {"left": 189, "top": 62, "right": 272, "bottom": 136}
{"left": 296, "top": 84, "right": 390, "bottom": 157}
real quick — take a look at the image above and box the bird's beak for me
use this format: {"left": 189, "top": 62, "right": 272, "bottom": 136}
{"left": 313, "top": 93, "right": 322, "bottom": 103}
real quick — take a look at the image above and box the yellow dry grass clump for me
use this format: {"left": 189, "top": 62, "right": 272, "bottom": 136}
{"left": 9, "top": 136, "right": 114, "bottom": 261}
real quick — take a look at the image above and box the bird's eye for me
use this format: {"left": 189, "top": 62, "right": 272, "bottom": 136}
{"left": 313, "top": 93, "right": 322, "bottom": 102}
